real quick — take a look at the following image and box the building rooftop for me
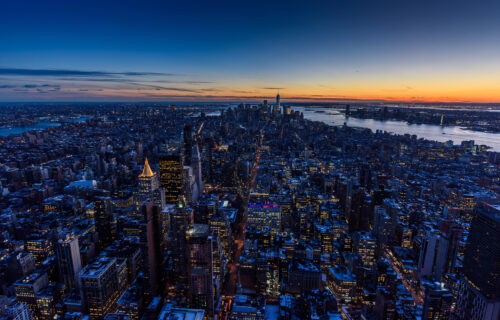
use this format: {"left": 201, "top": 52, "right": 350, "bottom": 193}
{"left": 138, "top": 158, "right": 154, "bottom": 178}
{"left": 158, "top": 304, "right": 205, "bottom": 320}
{"left": 186, "top": 224, "right": 210, "bottom": 238}
{"left": 79, "top": 257, "right": 116, "bottom": 278}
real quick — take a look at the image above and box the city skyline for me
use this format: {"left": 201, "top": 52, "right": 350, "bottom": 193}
{"left": 1, "top": 0, "right": 500, "bottom": 103}
{"left": 0, "top": 1, "right": 499, "bottom": 317}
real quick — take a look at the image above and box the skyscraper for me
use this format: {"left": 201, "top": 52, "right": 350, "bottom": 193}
{"left": 422, "top": 283, "right": 453, "bottom": 320}
{"left": 79, "top": 257, "right": 120, "bottom": 319}
{"left": 55, "top": 234, "right": 82, "bottom": 291}
{"left": 159, "top": 154, "right": 184, "bottom": 204}
{"left": 191, "top": 143, "right": 203, "bottom": 198}
{"left": 439, "top": 220, "right": 463, "bottom": 274}
{"left": 183, "top": 125, "right": 193, "bottom": 166}
{"left": 186, "top": 224, "right": 215, "bottom": 317}
{"left": 140, "top": 202, "right": 165, "bottom": 297}
{"left": 134, "top": 158, "right": 165, "bottom": 211}
{"left": 273, "top": 93, "right": 281, "bottom": 115}
{"left": 418, "top": 230, "right": 448, "bottom": 281}
{"left": 454, "top": 201, "right": 500, "bottom": 320}
{"left": 94, "top": 196, "right": 116, "bottom": 248}
{"left": 353, "top": 231, "right": 376, "bottom": 268}
{"left": 284, "top": 105, "right": 291, "bottom": 115}
{"left": 165, "top": 203, "right": 193, "bottom": 284}
{"left": 183, "top": 166, "right": 197, "bottom": 205}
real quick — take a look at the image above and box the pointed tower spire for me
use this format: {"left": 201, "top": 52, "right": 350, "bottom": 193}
{"left": 139, "top": 158, "right": 154, "bottom": 177}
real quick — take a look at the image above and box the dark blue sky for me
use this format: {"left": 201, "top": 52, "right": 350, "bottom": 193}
{"left": 1, "top": 0, "right": 499, "bottom": 102}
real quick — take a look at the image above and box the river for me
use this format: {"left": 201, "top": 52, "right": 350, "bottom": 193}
{"left": 0, "top": 117, "right": 89, "bottom": 137}
{"left": 292, "top": 106, "right": 500, "bottom": 152}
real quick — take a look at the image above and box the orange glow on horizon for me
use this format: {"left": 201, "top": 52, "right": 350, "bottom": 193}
{"left": 79, "top": 85, "right": 500, "bottom": 104}
{"left": 8, "top": 73, "right": 499, "bottom": 103}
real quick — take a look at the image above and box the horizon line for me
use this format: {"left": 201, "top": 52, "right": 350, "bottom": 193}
{"left": 1, "top": 100, "right": 500, "bottom": 107}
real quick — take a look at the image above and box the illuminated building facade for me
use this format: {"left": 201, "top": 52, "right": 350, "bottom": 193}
{"left": 327, "top": 267, "right": 356, "bottom": 304}
{"left": 79, "top": 257, "right": 121, "bottom": 319}
{"left": 183, "top": 125, "right": 193, "bottom": 166}
{"left": 353, "top": 231, "right": 376, "bottom": 268}
{"left": 116, "top": 281, "right": 142, "bottom": 320}
{"left": 35, "top": 288, "right": 56, "bottom": 320}
{"left": 273, "top": 92, "right": 281, "bottom": 115}
{"left": 26, "top": 239, "right": 53, "bottom": 267}
{"left": 209, "top": 215, "right": 231, "bottom": 255}
{"left": 186, "top": 224, "right": 215, "bottom": 317}
{"left": 422, "top": 283, "right": 452, "bottom": 320}
{"left": 159, "top": 154, "right": 183, "bottom": 204}
{"left": 14, "top": 272, "right": 49, "bottom": 319}
{"left": 165, "top": 203, "right": 193, "bottom": 285}
{"left": 134, "top": 158, "right": 165, "bottom": 211}
{"left": 247, "top": 202, "right": 281, "bottom": 236}
{"left": 284, "top": 105, "right": 291, "bottom": 115}
{"left": 315, "top": 225, "right": 334, "bottom": 253}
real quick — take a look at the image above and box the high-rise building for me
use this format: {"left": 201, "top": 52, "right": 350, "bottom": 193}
{"left": 439, "top": 220, "right": 463, "bottom": 274}
{"left": 140, "top": 202, "right": 165, "bottom": 297}
{"left": 115, "top": 280, "right": 143, "bottom": 320}
{"left": 35, "top": 286, "right": 58, "bottom": 319}
{"left": 165, "top": 203, "right": 193, "bottom": 285}
{"left": 374, "top": 287, "right": 395, "bottom": 320}
{"left": 194, "top": 197, "right": 216, "bottom": 224}
{"left": 6, "top": 252, "right": 35, "bottom": 281}
{"left": 273, "top": 93, "right": 281, "bottom": 115}
{"left": 209, "top": 214, "right": 232, "bottom": 256}
{"left": 0, "top": 297, "right": 33, "bottom": 320}
{"left": 454, "top": 201, "right": 500, "bottom": 320}
{"left": 211, "top": 235, "right": 225, "bottom": 281}
{"left": 418, "top": 230, "right": 448, "bottom": 281}
{"left": 284, "top": 105, "right": 291, "bottom": 115}
{"left": 94, "top": 196, "right": 116, "bottom": 248}
{"left": 183, "top": 166, "right": 199, "bottom": 205}
{"left": 14, "top": 272, "right": 48, "bottom": 319}
{"left": 191, "top": 143, "right": 203, "bottom": 197}
{"left": 372, "top": 206, "right": 391, "bottom": 247}
{"left": 79, "top": 257, "right": 121, "bottom": 319}
{"left": 159, "top": 154, "right": 183, "bottom": 204}
{"left": 247, "top": 201, "right": 281, "bottom": 236}
{"left": 183, "top": 125, "right": 193, "bottom": 166}
{"left": 25, "top": 239, "right": 53, "bottom": 267}
{"left": 353, "top": 231, "right": 376, "bottom": 268}
{"left": 422, "top": 283, "right": 453, "bottom": 320}
{"left": 186, "top": 224, "right": 215, "bottom": 317}
{"left": 134, "top": 159, "right": 165, "bottom": 211}
{"left": 287, "top": 261, "right": 322, "bottom": 293}
{"left": 55, "top": 234, "right": 82, "bottom": 291}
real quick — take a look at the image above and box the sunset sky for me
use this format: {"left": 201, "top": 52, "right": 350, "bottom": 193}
{"left": 1, "top": 0, "right": 500, "bottom": 103}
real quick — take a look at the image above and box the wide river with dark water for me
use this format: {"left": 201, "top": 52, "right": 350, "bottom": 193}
{"left": 292, "top": 106, "right": 500, "bottom": 152}
{"left": 0, "top": 117, "right": 88, "bottom": 137}
{"left": 2, "top": 109, "right": 499, "bottom": 152}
